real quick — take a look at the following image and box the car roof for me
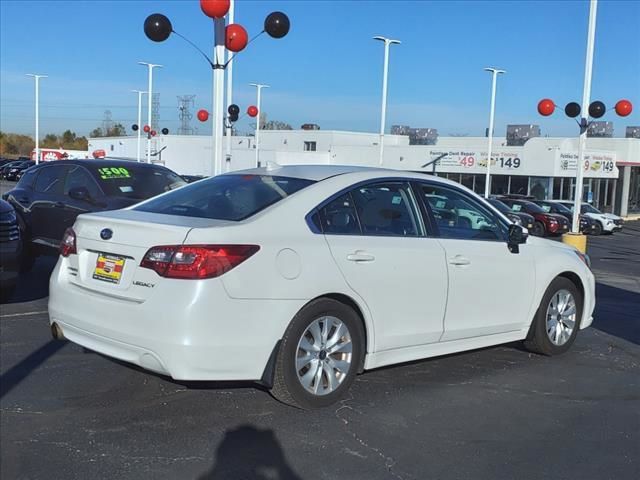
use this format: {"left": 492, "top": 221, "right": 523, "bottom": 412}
{"left": 228, "top": 164, "right": 392, "bottom": 182}
{"left": 28, "top": 159, "right": 168, "bottom": 169}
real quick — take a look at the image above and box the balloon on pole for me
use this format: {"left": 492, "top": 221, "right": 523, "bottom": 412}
{"left": 247, "top": 105, "right": 259, "bottom": 117}
{"left": 161, "top": 128, "right": 169, "bottom": 135}
{"left": 143, "top": 125, "right": 151, "bottom": 133}
{"left": 132, "top": 124, "right": 139, "bottom": 131}
{"left": 588, "top": 101, "right": 605, "bottom": 118}
{"left": 197, "top": 109, "right": 210, "bottom": 122}
{"left": 264, "top": 12, "right": 290, "bottom": 38}
{"left": 615, "top": 99, "right": 633, "bottom": 117}
{"left": 200, "top": 0, "right": 230, "bottom": 19}
{"left": 144, "top": 14, "right": 172, "bottom": 42}
{"left": 564, "top": 102, "right": 581, "bottom": 118}
{"left": 151, "top": 130, "right": 157, "bottom": 137}
{"left": 537, "top": 99, "right": 555, "bottom": 116}
{"left": 225, "top": 24, "right": 249, "bottom": 52}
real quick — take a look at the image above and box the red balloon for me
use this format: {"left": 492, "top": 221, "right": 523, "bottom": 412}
{"left": 197, "top": 109, "right": 209, "bottom": 122}
{"left": 143, "top": 125, "right": 151, "bottom": 133}
{"left": 225, "top": 24, "right": 248, "bottom": 53}
{"left": 151, "top": 130, "right": 157, "bottom": 137}
{"left": 247, "top": 105, "right": 259, "bottom": 117}
{"left": 615, "top": 99, "right": 633, "bottom": 117}
{"left": 200, "top": 0, "right": 230, "bottom": 19}
{"left": 537, "top": 98, "right": 555, "bottom": 116}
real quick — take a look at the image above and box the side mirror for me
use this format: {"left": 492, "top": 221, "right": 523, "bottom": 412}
{"left": 507, "top": 224, "right": 528, "bottom": 254}
{"left": 68, "top": 186, "right": 91, "bottom": 202}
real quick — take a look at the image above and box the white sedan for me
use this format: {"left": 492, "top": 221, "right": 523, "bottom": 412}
{"left": 49, "top": 165, "right": 595, "bottom": 409}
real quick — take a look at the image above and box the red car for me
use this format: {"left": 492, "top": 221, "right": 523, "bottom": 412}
{"left": 499, "top": 198, "right": 570, "bottom": 237}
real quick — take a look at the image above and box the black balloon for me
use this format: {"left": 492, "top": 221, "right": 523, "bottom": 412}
{"left": 132, "top": 124, "right": 139, "bottom": 131}
{"left": 229, "top": 113, "right": 239, "bottom": 123}
{"left": 228, "top": 104, "right": 240, "bottom": 115}
{"left": 161, "top": 128, "right": 169, "bottom": 135}
{"left": 144, "top": 13, "right": 172, "bottom": 42}
{"left": 264, "top": 12, "right": 290, "bottom": 39}
{"left": 564, "top": 102, "right": 581, "bottom": 118}
{"left": 588, "top": 100, "right": 606, "bottom": 119}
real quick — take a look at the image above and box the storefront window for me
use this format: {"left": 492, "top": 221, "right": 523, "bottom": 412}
{"left": 529, "top": 177, "right": 551, "bottom": 200}
{"left": 461, "top": 174, "right": 474, "bottom": 190}
{"left": 510, "top": 176, "right": 528, "bottom": 195}
{"left": 474, "top": 175, "right": 485, "bottom": 195}
{"left": 490, "top": 175, "right": 509, "bottom": 195}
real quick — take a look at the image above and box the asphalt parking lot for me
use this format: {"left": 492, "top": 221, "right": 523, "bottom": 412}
{"left": 1, "top": 178, "right": 639, "bottom": 480}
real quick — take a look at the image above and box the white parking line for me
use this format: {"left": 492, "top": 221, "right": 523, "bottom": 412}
{"left": 0, "top": 311, "right": 48, "bottom": 318}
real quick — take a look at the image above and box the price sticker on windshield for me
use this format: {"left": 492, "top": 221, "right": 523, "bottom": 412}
{"left": 98, "top": 167, "right": 131, "bottom": 179}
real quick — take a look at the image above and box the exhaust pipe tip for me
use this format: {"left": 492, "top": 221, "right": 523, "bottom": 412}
{"left": 51, "top": 322, "right": 64, "bottom": 340}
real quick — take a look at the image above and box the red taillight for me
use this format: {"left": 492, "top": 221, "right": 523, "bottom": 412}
{"left": 140, "top": 244, "right": 260, "bottom": 279}
{"left": 60, "top": 228, "right": 77, "bottom": 257}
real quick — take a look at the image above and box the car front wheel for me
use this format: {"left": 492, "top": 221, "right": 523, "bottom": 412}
{"left": 531, "top": 221, "right": 546, "bottom": 237}
{"left": 592, "top": 221, "right": 603, "bottom": 236}
{"left": 271, "top": 298, "right": 365, "bottom": 409}
{"left": 524, "top": 277, "right": 583, "bottom": 355}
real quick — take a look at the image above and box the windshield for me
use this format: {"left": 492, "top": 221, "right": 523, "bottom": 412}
{"left": 581, "top": 204, "right": 601, "bottom": 214}
{"left": 511, "top": 201, "right": 545, "bottom": 214}
{"left": 488, "top": 199, "right": 511, "bottom": 213}
{"left": 90, "top": 165, "right": 186, "bottom": 200}
{"left": 549, "top": 202, "right": 572, "bottom": 214}
{"left": 135, "top": 174, "right": 316, "bottom": 221}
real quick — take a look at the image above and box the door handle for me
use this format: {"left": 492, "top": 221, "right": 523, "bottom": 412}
{"left": 17, "top": 197, "right": 30, "bottom": 204}
{"left": 346, "top": 251, "right": 375, "bottom": 262}
{"left": 448, "top": 255, "right": 471, "bottom": 266}
{"left": 54, "top": 202, "right": 65, "bottom": 208}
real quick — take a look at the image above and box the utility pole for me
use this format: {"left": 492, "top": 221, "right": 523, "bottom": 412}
{"left": 250, "top": 83, "right": 269, "bottom": 167}
{"left": 26, "top": 73, "right": 47, "bottom": 164}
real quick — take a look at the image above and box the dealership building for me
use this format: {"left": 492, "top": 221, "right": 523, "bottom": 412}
{"left": 89, "top": 129, "right": 640, "bottom": 216}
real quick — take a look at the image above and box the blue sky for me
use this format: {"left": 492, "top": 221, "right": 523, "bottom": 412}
{"left": 1, "top": 0, "right": 639, "bottom": 138}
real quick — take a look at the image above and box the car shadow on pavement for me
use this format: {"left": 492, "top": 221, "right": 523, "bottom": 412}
{"left": 593, "top": 282, "right": 640, "bottom": 345}
{"left": 2, "top": 256, "right": 57, "bottom": 305}
{"left": 0, "top": 339, "right": 68, "bottom": 399}
{"left": 198, "top": 425, "right": 302, "bottom": 480}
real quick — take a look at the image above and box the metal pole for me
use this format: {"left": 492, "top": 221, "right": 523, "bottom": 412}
{"left": 250, "top": 83, "right": 269, "bottom": 168}
{"left": 26, "top": 74, "right": 46, "bottom": 164}
{"left": 483, "top": 67, "right": 506, "bottom": 198}
{"left": 132, "top": 90, "right": 146, "bottom": 162}
{"left": 224, "top": 0, "right": 235, "bottom": 172}
{"left": 573, "top": 0, "right": 598, "bottom": 233}
{"left": 213, "top": 18, "right": 226, "bottom": 176}
{"left": 373, "top": 36, "right": 400, "bottom": 166}
{"left": 138, "top": 62, "right": 162, "bottom": 164}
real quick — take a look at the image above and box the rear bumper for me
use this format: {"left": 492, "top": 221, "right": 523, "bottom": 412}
{"left": 48, "top": 259, "right": 304, "bottom": 381}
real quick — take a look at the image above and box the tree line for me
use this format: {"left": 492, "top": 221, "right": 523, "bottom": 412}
{"left": 0, "top": 130, "right": 89, "bottom": 157}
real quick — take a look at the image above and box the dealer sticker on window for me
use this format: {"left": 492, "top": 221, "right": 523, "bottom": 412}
{"left": 93, "top": 254, "right": 125, "bottom": 284}
{"left": 98, "top": 167, "right": 131, "bottom": 179}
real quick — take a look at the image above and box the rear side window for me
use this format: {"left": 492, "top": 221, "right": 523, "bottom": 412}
{"left": 34, "top": 165, "right": 67, "bottom": 195}
{"left": 351, "top": 182, "right": 421, "bottom": 237}
{"left": 318, "top": 193, "right": 360, "bottom": 235}
{"left": 135, "top": 174, "right": 315, "bottom": 221}
{"left": 65, "top": 165, "right": 101, "bottom": 198}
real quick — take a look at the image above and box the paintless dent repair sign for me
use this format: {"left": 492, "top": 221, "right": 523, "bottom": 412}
{"left": 555, "top": 151, "right": 618, "bottom": 178}
{"left": 427, "top": 150, "right": 524, "bottom": 173}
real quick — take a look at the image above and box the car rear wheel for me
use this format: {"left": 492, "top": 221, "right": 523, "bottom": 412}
{"left": 592, "top": 221, "right": 603, "bottom": 236}
{"left": 524, "top": 277, "right": 582, "bottom": 355}
{"left": 531, "top": 221, "right": 546, "bottom": 237}
{"left": 270, "top": 298, "right": 364, "bottom": 409}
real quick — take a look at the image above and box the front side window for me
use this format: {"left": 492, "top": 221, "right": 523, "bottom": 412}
{"left": 351, "top": 182, "right": 421, "bottom": 237}
{"left": 419, "top": 184, "right": 503, "bottom": 241}
{"left": 136, "top": 174, "right": 315, "bottom": 221}
{"left": 34, "top": 165, "right": 68, "bottom": 195}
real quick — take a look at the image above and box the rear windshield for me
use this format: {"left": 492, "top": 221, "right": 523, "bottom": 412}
{"left": 89, "top": 165, "right": 186, "bottom": 200}
{"left": 134, "top": 174, "right": 315, "bottom": 221}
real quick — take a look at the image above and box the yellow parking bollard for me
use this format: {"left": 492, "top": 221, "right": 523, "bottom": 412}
{"left": 562, "top": 233, "right": 587, "bottom": 253}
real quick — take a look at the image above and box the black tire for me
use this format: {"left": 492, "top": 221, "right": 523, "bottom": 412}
{"left": 270, "top": 298, "right": 365, "bottom": 409}
{"left": 0, "top": 284, "right": 16, "bottom": 303}
{"left": 524, "top": 277, "right": 583, "bottom": 356}
{"left": 532, "top": 221, "right": 546, "bottom": 237}
{"left": 19, "top": 240, "right": 36, "bottom": 273}
{"left": 592, "top": 221, "right": 603, "bottom": 236}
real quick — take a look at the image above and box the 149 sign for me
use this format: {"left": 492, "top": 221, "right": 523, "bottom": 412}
{"left": 466, "top": 156, "right": 521, "bottom": 168}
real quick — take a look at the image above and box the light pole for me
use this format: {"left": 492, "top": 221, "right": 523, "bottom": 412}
{"left": 373, "top": 36, "right": 400, "bottom": 166}
{"left": 225, "top": 0, "right": 235, "bottom": 172}
{"left": 483, "top": 67, "right": 506, "bottom": 198}
{"left": 26, "top": 74, "right": 47, "bottom": 164}
{"left": 250, "top": 83, "right": 269, "bottom": 167}
{"left": 138, "top": 62, "right": 162, "bottom": 163}
{"left": 131, "top": 90, "right": 147, "bottom": 162}
{"left": 572, "top": 0, "right": 598, "bottom": 234}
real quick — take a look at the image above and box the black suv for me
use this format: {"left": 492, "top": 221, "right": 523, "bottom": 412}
{"left": 3, "top": 160, "right": 186, "bottom": 268}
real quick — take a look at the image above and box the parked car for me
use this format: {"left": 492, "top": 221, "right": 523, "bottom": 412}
{"left": 0, "top": 199, "right": 21, "bottom": 301}
{"left": 487, "top": 198, "right": 535, "bottom": 230}
{"left": 498, "top": 198, "right": 570, "bottom": 237}
{"left": 48, "top": 165, "right": 595, "bottom": 409}
{"left": 532, "top": 200, "right": 596, "bottom": 235}
{"left": 3, "top": 160, "right": 186, "bottom": 267}
{"left": 0, "top": 161, "right": 24, "bottom": 179}
{"left": 554, "top": 201, "right": 623, "bottom": 235}
{"left": 5, "top": 160, "right": 35, "bottom": 181}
